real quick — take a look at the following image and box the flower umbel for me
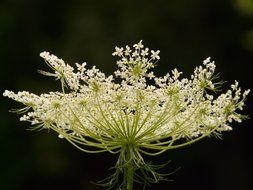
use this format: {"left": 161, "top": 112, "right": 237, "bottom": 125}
{"left": 3, "top": 41, "right": 250, "bottom": 190}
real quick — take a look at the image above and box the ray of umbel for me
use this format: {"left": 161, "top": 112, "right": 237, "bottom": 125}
{"left": 3, "top": 41, "right": 250, "bottom": 190}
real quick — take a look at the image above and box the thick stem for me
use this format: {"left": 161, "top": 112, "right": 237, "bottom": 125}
{"left": 126, "top": 162, "right": 134, "bottom": 190}
{"left": 124, "top": 146, "right": 134, "bottom": 190}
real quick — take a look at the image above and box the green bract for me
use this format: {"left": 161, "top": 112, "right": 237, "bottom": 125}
{"left": 3, "top": 41, "right": 250, "bottom": 190}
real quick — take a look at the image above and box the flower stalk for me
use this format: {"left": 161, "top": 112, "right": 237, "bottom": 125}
{"left": 3, "top": 40, "right": 250, "bottom": 189}
{"left": 124, "top": 146, "right": 134, "bottom": 190}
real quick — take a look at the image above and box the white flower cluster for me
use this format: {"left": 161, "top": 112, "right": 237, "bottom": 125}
{"left": 3, "top": 41, "right": 250, "bottom": 156}
{"left": 113, "top": 40, "right": 158, "bottom": 85}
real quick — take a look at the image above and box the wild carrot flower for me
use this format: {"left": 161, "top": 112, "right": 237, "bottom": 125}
{"left": 3, "top": 41, "right": 250, "bottom": 190}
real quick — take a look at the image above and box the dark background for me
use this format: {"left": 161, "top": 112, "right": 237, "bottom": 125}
{"left": 0, "top": 0, "right": 253, "bottom": 189}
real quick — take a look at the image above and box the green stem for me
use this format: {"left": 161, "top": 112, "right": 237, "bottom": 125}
{"left": 126, "top": 162, "right": 134, "bottom": 190}
{"left": 124, "top": 146, "right": 134, "bottom": 190}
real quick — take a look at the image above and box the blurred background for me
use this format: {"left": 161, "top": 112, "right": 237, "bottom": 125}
{"left": 0, "top": 0, "right": 253, "bottom": 189}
